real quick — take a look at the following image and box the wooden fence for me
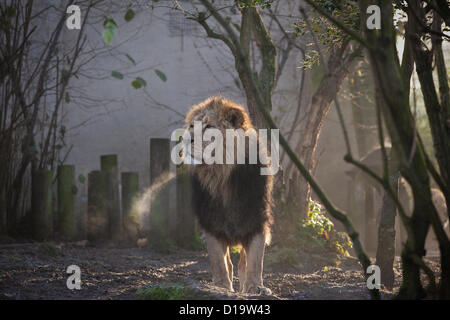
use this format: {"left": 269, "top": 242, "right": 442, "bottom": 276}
{"left": 30, "top": 138, "right": 197, "bottom": 247}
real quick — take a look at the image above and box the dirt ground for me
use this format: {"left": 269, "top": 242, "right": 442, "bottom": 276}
{"left": 0, "top": 239, "right": 441, "bottom": 300}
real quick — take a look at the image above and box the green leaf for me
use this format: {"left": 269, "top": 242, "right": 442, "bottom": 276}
{"left": 78, "top": 174, "right": 86, "bottom": 184}
{"left": 154, "top": 69, "right": 167, "bottom": 82}
{"left": 125, "top": 54, "right": 136, "bottom": 65}
{"left": 65, "top": 92, "right": 70, "bottom": 103}
{"left": 102, "top": 18, "right": 117, "bottom": 45}
{"left": 131, "top": 77, "right": 146, "bottom": 89}
{"left": 131, "top": 80, "right": 141, "bottom": 89}
{"left": 111, "top": 71, "right": 124, "bottom": 79}
{"left": 103, "top": 18, "right": 117, "bottom": 28}
{"left": 124, "top": 9, "right": 135, "bottom": 22}
{"left": 103, "top": 29, "right": 113, "bottom": 44}
{"left": 102, "top": 29, "right": 113, "bottom": 44}
{"left": 61, "top": 69, "right": 70, "bottom": 82}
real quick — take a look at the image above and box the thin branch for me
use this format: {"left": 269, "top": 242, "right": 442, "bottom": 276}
{"left": 189, "top": 14, "right": 236, "bottom": 55}
{"left": 301, "top": 0, "right": 372, "bottom": 49}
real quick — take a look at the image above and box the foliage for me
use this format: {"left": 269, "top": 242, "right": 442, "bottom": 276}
{"left": 268, "top": 199, "right": 353, "bottom": 268}
{"left": 296, "top": 199, "right": 352, "bottom": 257}
{"left": 102, "top": 18, "right": 117, "bottom": 45}
{"left": 181, "top": 232, "right": 206, "bottom": 251}
{"left": 155, "top": 69, "right": 167, "bottom": 82}
{"left": 78, "top": 174, "right": 86, "bottom": 184}
{"left": 237, "top": 0, "right": 274, "bottom": 9}
{"left": 147, "top": 234, "right": 176, "bottom": 254}
{"left": 111, "top": 71, "right": 124, "bottom": 80}
{"left": 131, "top": 77, "right": 147, "bottom": 89}
{"left": 135, "top": 283, "right": 191, "bottom": 300}
{"left": 103, "top": 15, "right": 167, "bottom": 90}
{"left": 300, "top": 50, "right": 320, "bottom": 69}
{"left": 124, "top": 9, "right": 135, "bottom": 22}
{"left": 229, "top": 245, "right": 241, "bottom": 261}
{"left": 294, "top": 0, "right": 360, "bottom": 69}
{"left": 272, "top": 247, "right": 300, "bottom": 267}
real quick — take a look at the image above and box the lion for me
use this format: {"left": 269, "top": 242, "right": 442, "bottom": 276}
{"left": 184, "top": 96, "right": 273, "bottom": 294}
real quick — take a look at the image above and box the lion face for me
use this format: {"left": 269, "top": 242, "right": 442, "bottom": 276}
{"left": 184, "top": 96, "right": 252, "bottom": 165}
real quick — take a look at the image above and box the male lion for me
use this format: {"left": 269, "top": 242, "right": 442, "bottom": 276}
{"left": 184, "top": 96, "right": 273, "bottom": 294}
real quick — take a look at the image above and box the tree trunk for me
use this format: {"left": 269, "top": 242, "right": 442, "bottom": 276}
{"left": 283, "top": 43, "right": 354, "bottom": 223}
{"left": 376, "top": 172, "right": 399, "bottom": 290}
{"left": 237, "top": 4, "right": 276, "bottom": 129}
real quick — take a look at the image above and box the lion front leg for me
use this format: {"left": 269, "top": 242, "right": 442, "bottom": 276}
{"left": 238, "top": 247, "right": 247, "bottom": 292}
{"left": 204, "top": 233, "right": 234, "bottom": 292}
{"left": 242, "top": 233, "right": 271, "bottom": 295}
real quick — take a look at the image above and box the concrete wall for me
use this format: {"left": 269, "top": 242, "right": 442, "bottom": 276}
{"left": 55, "top": 1, "right": 363, "bottom": 227}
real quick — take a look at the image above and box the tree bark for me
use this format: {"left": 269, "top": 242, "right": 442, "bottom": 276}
{"left": 237, "top": 3, "right": 276, "bottom": 129}
{"left": 376, "top": 171, "right": 399, "bottom": 290}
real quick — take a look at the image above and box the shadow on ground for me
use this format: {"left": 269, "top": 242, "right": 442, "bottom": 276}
{"left": 0, "top": 240, "right": 440, "bottom": 300}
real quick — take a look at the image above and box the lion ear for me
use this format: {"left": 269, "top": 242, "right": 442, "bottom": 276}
{"left": 226, "top": 108, "right": 245, "bottom": 128}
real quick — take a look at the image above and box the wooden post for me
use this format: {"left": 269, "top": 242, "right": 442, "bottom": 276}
{"left": 176, "top": 164, "right": 196, "bottom": 247}
{"left": 57, "top": 165, "right": 77, "bottom": 240}
{"left": 149, "top": 138, "right": 171, "bottom": 240}
{"left": 100, "top": 154, "right": 121, "bottom": 239}
{"left": 31, "top": 170, "right": 53, "bottom": 240}
{"left": 150, "top": 139, "right": 170, "bottom": 185}
{"left": 121, "top": 172, "right": 139, "bottom": 240}
{"left": 87, "top": 170, "right": 109, "bottom": 241}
